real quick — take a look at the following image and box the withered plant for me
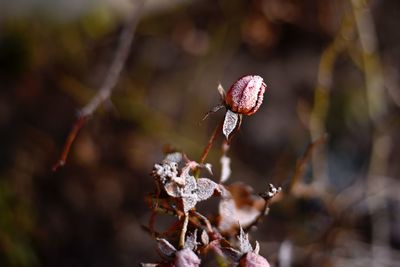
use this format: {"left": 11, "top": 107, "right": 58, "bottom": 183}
{"left": 141, "top": 76, "right": 281, "bottom": 267}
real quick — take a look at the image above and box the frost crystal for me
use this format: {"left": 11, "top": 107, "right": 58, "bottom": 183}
{"left": 226, "top": 75, "right": 266, "bottom": 115}
{"left": 184, "top": 229, "right": 198, "bottom": 250}
{"left": 223, "top": 109, "right": 239, "bottom": 139}
{"left": 152, "top": 154, "right": 220, "bottom": 213}
{"left": 238, "top": 227, "right": 253, "bottom": 255}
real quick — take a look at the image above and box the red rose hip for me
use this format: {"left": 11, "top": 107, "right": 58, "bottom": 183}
{"left": 225, "top": 75, "right": 266, "bottom": 116}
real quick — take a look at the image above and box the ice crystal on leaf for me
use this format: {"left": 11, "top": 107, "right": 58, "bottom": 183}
{"left": 223, "top": 109, "right": 239, "bottom": 139}
{"left": 184, "top": 230, "right": 198, "bottom": 251}
{"left": 152, "top": 154, "right": 221, "bottom": 213}
{"left": 238, "top": 227, "right": 253, "bottom": 255}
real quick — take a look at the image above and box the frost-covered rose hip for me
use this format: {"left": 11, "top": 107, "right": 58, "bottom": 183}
{"left": 203, "top": 75, "right": 267, "bottom": 139}
{"left": 219, "top": 75, "right": 267, "bottom": 139}
{"left": 225, "top": 75, "right": 266, "bottom": 116}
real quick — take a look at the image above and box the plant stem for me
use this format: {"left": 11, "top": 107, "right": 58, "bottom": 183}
{"left": 52, "top": 1, "right": 144, "bottom": 171}
{"left": 179, "top": 214, "right": 189, "bottom": 248}
{"left": 200, "top": 120, "right": 223, "bottom": 164}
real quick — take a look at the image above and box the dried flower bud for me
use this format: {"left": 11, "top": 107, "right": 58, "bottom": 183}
{"left": 225, "top": 75, "right": 266, "bottom": 116}
{"left": 239, "top": 252, "right": 270, "bottom": 267}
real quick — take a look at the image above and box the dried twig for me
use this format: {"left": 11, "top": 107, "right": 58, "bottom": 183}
{"left": 309, "top": 14, "right": 354, "bottom": 190}
{"left": 53, "top": 1, "right": 144, "bottom": 171}
{"left": 287, "top": 135, "right": 327, "bottom": 193}
{"left": 350, "top": 0, "right": 391, "bottom": 265}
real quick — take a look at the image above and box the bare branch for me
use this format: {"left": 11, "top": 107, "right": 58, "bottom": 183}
{"left": 53, "top": 1, "right": 144, "bottom": 171}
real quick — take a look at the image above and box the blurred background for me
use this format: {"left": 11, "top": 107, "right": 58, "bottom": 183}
{"left": 0, "top": 0, "right": 399, "bottom": 266}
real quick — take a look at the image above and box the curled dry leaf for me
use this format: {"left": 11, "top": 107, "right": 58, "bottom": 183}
{"left": 220, "top": 246, "right": 242, "bottom": 263}
{"left": 218, "top": 83, "right": 226, "bottom": 100}
{"left": 220, "top": 154, "right": 231, "bottom": 183}
{"left": 200, "top": 230, "right": 209, "bottom": 245}
{"left": 254, "top": 241, "right": 260, "bottom": 255}
{"left": 219, "top": 227, "right": 264, "bottom": 265}
{"left": 218, "top": 183, "right": 265, "bottom": 234}
{"left": 156, "top": 238, "right": 177, "bottom": 258}
{"left": 238, "top": 227, "right": 253, "bottom": 255}
{"left": 184, "top": 230, "right": 198, "bottom": 251}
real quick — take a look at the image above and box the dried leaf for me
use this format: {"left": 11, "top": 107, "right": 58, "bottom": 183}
{"left": 223, "top": 110, "right": 239, "bottom": 139}
{"left": 156, "top": 238, "right": 177, "bottom": 257}
{"left": 153, "top": 159, "right": 220, "bottom": 213}
{"left": 164, "top": 152, "right": 183, "bottom": 163}
{"left": 218, "top": 197, "right": 239, "bottom": 233}
{"left": 218, "top": 83, "right": 226, "bottom": 100}
{"left": 239, "top": 252, "right": 270, "bottom": 267}
{"left": 202, "top": 105, "right": 225, "bottom": 121}
{"left": 183, "top": 175, "right": 197, "bottom": 195}
{"left": 260, "top": 184, "right": 282, "bottom": 200}
{"left": 184, "top": 230, "right": 198, "bottom": 250}
{"left": 218, "top": 183, "right": 265, "bottom": 234}
{"left": 153, "top": 162, "right": 179, "bottom": 186}
{"left": 254, "top": 241, "right": 260, "bottom": 254}
{"left": 221, "top": 246, "right": 242, "bottom": 263}
{"left": 203, "top": 163, "right": 213, "bottom": 175}
{"left": 238, "top": 227, "right": 253, "bottom": 255}
{"left": 196, "top": 178, "right": 218, "bottom": 201}
{"left": 182, "top": 196, "right": 198, "bottom": 213}
{"left": 278, "top": 240, "right": 293, "bottom": 267}
{"left": 174, "top": 248, "right": 201, "bottom": 267}
{"left": 201, "top": 230, "right": 209, "bottom": 245}
{"left": 220, "top": 154, "right": 231, "bottom": 183}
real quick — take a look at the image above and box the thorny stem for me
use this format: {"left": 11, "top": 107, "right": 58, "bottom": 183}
{"left": 52, "top": 0, "right": 144, "bottom": 171}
